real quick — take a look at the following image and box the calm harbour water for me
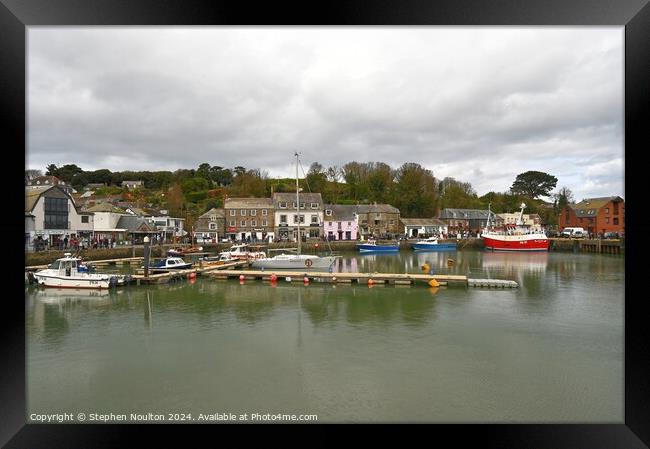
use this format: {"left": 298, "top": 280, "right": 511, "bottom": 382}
{"left": 26, "top": 250, "right": 624, "bottom": 423}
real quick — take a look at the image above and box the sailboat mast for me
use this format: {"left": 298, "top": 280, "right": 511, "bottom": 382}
{"left": 295, "top": 152, "right": 301, "bottom": 255}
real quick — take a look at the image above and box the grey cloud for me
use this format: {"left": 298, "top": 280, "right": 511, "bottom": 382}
{"left": 27, "top": 27, "right": 623, "bottom": 200}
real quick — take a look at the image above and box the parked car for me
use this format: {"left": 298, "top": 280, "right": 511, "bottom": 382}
{"left": 561, "top": 227, "right": 586, "bottom": 238}
{"left": 546, "top": 229, "right": 560, "bottom": 237}
{"left": 603, "top": 231, "right": 620, "bottom": 239}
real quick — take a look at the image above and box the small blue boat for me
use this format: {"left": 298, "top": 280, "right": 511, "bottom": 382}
{"left": 411, "top": 237, "right": 457, "bottom": 251}
{"left": 357, "top": 239, "right": 400, "bottom": 253}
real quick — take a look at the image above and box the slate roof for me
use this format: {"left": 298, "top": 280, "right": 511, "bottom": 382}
{"left": 570, "top": 196, "right": 624, "bottom": 217}
{"left": 438, "top": 208, "right": 496, "bottom": 220}
{"left": 116, "top": 216, "right": 157, "bottom": 232}
{"left": 400, "top": 218, "right": 447, "bottom": 227}
{"left": 353, "top": 204, "right": 400, "bottom": 214}
{"left": 225, "top": 197, "right": 274, "bottom": 209}
{"left": 198, "top": 208, "right": 225, "bottom": 219}
{"left": 272, "top": 193, "right": 323, "bottom": 209}
{"left": 83, "top": 203, "right": 126, "bottom": 213}
{"left": 324, "top": 204, "right": 357, "bottom": 221}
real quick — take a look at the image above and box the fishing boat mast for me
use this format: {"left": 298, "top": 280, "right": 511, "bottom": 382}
{"left": 295, "top": 152, "right": 301, "bottom": 255}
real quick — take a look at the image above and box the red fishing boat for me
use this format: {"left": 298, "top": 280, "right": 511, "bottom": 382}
{"left": 481, "top": 203, "right": 549, "bottom": 251}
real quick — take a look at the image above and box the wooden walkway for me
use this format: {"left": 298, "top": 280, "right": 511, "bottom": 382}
{"left": 207, "top": 269, "right": 470, "bottom": 287}
{"left": 131, "top": 260, "right": 248, "bottom": 284}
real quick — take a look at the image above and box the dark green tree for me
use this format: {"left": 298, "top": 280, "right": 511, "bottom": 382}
{"left": 510, "top": 171, "right": 558, "bottom": 199}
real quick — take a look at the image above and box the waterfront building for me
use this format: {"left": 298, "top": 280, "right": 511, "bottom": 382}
{"left": 84, "top": 203, "right": 128, "bottom": 243}
{"left": 354, "top": 203, "right": 401, "bottom": 238}
{"left": 323, "top": 204, "right": 358, "bottom": 240}
{"left": 225, "top": 197, "right": 275, "bottom": 242}
{"left": 559, "top": 196, "right": 625, "bottom": 237}
{"left": 25, "top": 185, "right": 94, "bottom": 250}
{"left": 438, "top": 208, "right": 497, "bottom": 234}
{"left": 400, "top": 218, "right": 448, "bottom": 238}
{"left": 272, "top": 192, "right": 323, "bottom": 241}
{"left": 497, "top": 212, "right": 543, "bottom": 231}
{"left": 149, "top": 215, "right": 187, "bottom": 243}
{"left": 194, "top": 208, "right": 225, "bottom": 243}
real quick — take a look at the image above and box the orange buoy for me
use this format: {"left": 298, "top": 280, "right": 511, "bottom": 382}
{"left": 270, "top": 273, "right": 278, "bottom": 282}
{"left": 188, "top": 272, "right": 197, "bottom": 279}
{"left": 303, "top": 276, "right": 309, "bottom": 284}
{"left": 239, "top": 274, "right": 245, "bottom": 281}
{"left": 368, "top": 278, "right": 374, "bottom": 285}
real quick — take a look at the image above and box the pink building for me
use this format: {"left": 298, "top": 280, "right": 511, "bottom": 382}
{"left": 323, "top": 205, "right": 358, "bottom": 240}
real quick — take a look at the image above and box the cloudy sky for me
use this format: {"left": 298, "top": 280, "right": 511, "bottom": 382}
{"left": 27, "top": 27, "right": 623, "bottom": 201}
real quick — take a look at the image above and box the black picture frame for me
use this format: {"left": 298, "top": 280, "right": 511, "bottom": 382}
{"left": 4, "top": 0, "right": 648, "bottom": 447}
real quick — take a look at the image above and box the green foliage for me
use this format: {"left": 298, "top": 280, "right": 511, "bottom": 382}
{"left": 181, "top": 177, "right": 211, "bottom": 194}
{"left": 510, "top": 171, "right": 558, "bottom": 199}
{"left": 186, "top": 190, "right": 208, "bottom": 202}
{"left": 392, "top": 163, "right": 438, "bottom": 217}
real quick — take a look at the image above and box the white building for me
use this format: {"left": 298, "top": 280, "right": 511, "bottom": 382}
{"left": 400, "top": 218, "right": 448, "bottom": 238}
{"left": 272, "top": 192, "right": 323, "bottom": 241}
{"left": 497, "top": 212, "right": 543, "bottom": 230}
{"left": 25, "top": 186, "right": 94, "bottom": 249}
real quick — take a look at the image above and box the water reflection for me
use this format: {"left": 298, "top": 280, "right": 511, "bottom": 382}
{"left": 26, "top": 251, "right": 624, "bottom": 422}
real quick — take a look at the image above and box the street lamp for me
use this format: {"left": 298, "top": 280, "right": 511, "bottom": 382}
{"left": 143, "top": 236, "right": 150, "bottom": 278}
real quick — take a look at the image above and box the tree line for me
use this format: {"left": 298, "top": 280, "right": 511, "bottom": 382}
{"left": 28, "top": 163, "right": 570, "bottom": 226}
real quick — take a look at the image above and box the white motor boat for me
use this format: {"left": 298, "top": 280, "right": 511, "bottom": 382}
{"left": 144, "top": 256, "right": 193, "bottom": 271}
{"left": 219, "top": 244, "right": 266, "bottom": 261}
{"left": 32, "top": 253, "right": 126, "bottom": 289}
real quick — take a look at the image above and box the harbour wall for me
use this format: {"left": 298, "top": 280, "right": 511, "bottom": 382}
{"left": 24, "top": 238, "right": 624, "bottom": 266}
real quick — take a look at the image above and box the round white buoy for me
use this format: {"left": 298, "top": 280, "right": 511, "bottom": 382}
{"left": 286, "top": 276, "right": 292, "bottom": 282}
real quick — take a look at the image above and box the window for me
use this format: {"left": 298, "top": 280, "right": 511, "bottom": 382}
{"left": 210, "top": 215, "right": 217, "bottom": 221}
{"left": 251, "top": 220, "right": 257, "bottom": 227}
{"left": 262, "top": 209, "right": 268, "bottom": 216}
{"left": 230, "top": 210, "right": 236, "bottom": 216}
{"left": 241, "top": 220, "right": 246, "bottom": 227}
{"left": 311, "top": 203, "right": 318, "bottom": 209}
{"left": 280, "top": 214, "right": 287, "bottom": 224}
{"left": 262, "top": 220, "right": 267, "bottom": 226}
{"left": 325, "top": 209, "right": 332, "bottom": 216}
{"left": 613, "top": 217, "right": 619, "bottom": 225}
{"left": 605, "top": 217, "right": 609, "bottom": 224}
{"left": 376, "top": 213, "right": 381, "bottom": 218}
{"left": 348, "top": 222, "right": 351, "bottom": 226}
{"left": 81, "top": 216, "right": 89, "bottom": 223}
{"left": 293, "top": 215, "right": 305, "bottom": 224}
{"left": 279, "top": 202, "right": 287, "bottom": 209}
{"left": 209, "top": 223, "right": 217, "bottom": 230}
{"left": 250, "top": 210, "right": 256, "bottom": 216}
{"left": 301, "top": 203, "right": 305, "bottom": 209}
{"left": 229, "top": 220, "right": 236, "bottom": 227}
{"left": 389, "top": 219, "right": 395, "bottom": 225}
{"left": 604, "top": 208, "right": 609, "bottom": 214}
{"left": 44, "top": 197, "right": 68, "bottom": 229}
{"left": 311, "top": 215, "right": 318, "bottom": 223}
{"left": 328, "top": 222, "right": 332, "bottom": 226}
{"left": 241, "top": 209, "right": 247, "bottom": 216}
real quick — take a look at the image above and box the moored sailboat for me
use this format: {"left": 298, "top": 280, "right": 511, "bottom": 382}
{"left": 250, "top": 153, "right": 338, "bottom": 270}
